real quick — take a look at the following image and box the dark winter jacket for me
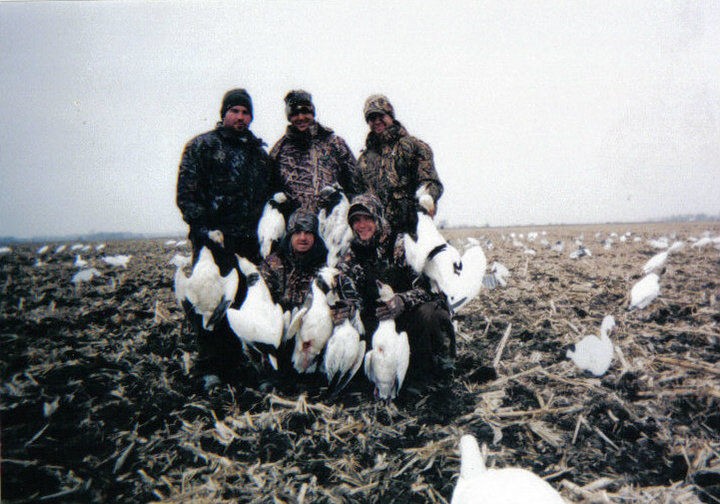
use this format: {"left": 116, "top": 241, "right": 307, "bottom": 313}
{"left": 177, "top": 126, "right": 275, "bottom": 243}
{"left": 270, "top": 122, "right": 358, "bottom": 214}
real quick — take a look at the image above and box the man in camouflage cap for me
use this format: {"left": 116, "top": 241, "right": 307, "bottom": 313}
{"left": 270, "top": 90, "right": 359, "bottom": 214}
{"left": 334, "top": 193, "right": 456, "bottom": 396}
{"left": 260, "top": 210, "right": 329, "bottom": 378}
{"left": 260, "top": 210, "right": 328, "bottom": 312}
{"left": 355, "top": 94, "right": 444, "bottom": 243}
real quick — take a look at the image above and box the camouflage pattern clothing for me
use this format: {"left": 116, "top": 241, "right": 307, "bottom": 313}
{"left": 335, "top": 193, "right": 455, "bottom": 381}
{"left": 259, "top": 231, "right": 328, "bottom": 312}
{"left": 270, "top": 122, "right": 358, "bottom": 214}
{"left": 355, "top": 122, "right": 443, "bottom": 237}
{"left": 177, "top": 125, "right": 276, "bottom": 266}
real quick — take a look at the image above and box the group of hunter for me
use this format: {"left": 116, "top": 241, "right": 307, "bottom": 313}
{"left": 176, "top": 88, "right": 453, "bottom": 394}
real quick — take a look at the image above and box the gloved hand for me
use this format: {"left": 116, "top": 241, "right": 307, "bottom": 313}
{"left": 375, "top": 294, "right": 405, "bottom": 320}
{"left": 207, "top": 229, "right": 224, "bottom": 248}
{"left": 331, "top": 300, "right": 356, "bottom": 326}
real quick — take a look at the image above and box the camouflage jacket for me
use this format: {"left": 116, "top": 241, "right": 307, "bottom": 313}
{"left": 259, "top": 236, "right": 328, "bottom": 311}
{"left": 269, "top": 122, "right": 358, "bottom": 214}
{"left": 355, "top": 122, "right": 443, "bottom": 235}
{"left": 176, "top": 126, "right": 276, "bottom": 240}
{"left": 335, "top": 233, "right": 443, "bottom": 335}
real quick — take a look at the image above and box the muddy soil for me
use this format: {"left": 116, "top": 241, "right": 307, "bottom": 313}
{"left": 2, "top": 222, "right": 719, "bottom": 503}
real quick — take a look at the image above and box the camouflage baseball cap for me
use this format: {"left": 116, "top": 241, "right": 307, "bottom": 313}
{"left": 363, "top": 94, "right": 394, "bottom": 121}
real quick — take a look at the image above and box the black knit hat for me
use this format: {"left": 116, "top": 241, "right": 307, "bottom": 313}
{"left": 220, "top": 88, "right": 253, "bottom": 119}
{"left": 284, "top": 90, "right": 315, "bottom": 119}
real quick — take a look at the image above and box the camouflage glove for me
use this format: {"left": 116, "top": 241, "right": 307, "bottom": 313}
{"left": 331, "top": 300, "right": 356, "bottom": 326}
{"left": 375, "top": 294, "right": 405, "bottom": 321}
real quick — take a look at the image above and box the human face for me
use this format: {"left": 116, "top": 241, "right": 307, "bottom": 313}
{"left": 367, "top": 112, "right": 393, "bottom": 134}
{"left": 290, "top": 106, "right": 315, "bottom": 132}
{"left": 291, "top": 230, "right": 315, "bottom": 254}
{"left": 351, "top": 215, "right": 377, "bottom": 241}
{"left": 223, "top": 105, "right": 252, "bottom": 132}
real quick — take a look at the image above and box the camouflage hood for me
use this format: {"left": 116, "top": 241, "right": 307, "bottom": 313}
{"left": 347, "top": 193, "right": 390, "bottom": 248}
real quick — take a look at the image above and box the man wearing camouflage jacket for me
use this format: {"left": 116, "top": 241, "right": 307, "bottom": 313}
{"left": 260, "top": 210, "right": 328, "bottom": 376}
{"left": 270, "top": 90, "right": 358, "bottom": 214}
{"left": 177, "top": 88, "right": 276, "bottom": 271}
{"left": 355, "top": 94, "right": 444, "bottom": 242}
{"left": 260, "top": 210, "right": 328, "bottom": 312}
{"left": 333, "top": 194, "right": 455, "bottom": 388}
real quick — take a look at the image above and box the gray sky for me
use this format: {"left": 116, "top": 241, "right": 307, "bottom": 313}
{"left": 1, "top": 1, "right": 719, "bottom": 239}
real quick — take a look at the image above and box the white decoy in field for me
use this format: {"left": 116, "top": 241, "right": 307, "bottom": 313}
{"left": 165, "top": 239, "right": 177, "bottom": 246}
{"left": 642, "top": 240, "right": 684, "bottom": 275}
{"left": 569, "top": 245, "right": 591, "bottom": 259}
{"left": 174, "top": 247, "right": 239, "bottom": 331}
{"left": 226, "top": 255, "right": 284, "bottom": 367}
{"left": 292, "top": 266, "right": 338, "bottom": 373}
{"left": 482, "top": 261, "right": 511, "bottom": 289}
{"left": 95, "top": 243, "right": 106, "bottom": 251}
{"left": 54, "top": 244, "right": 67, "bottom": 254}
{"left": 37, "top": 245, "right": 49, "bottom": 255}
{"left": 567, "top": 315, "right": 615, "bottom": 376}
{"left": 175, "top": 240, "right": 187, "bottom": 248}
{"left": 323, "top": 318, "right": 366, "bottom": 399}
{"left": 0, "top": 246, "right": 11, "bottom": 254}
{"left": 74, "top": 255, "right": 88, "bottom": 268}
{"left": 364, "top": 281, "right": 410, "bottom": 401}
{"left": 451, "top": 434, "right": 566, "bottom": 504}
{"left": 317, "top": 184, "right": 353, "bottom": 267}
{"left": 257, "top": 192, "right": 288, "bottom": 259}
{"left": 642, "top": 251, "right": 669, "bottom": 275}
{"left": 70, "top": 243, "right": 84, "bottom": 251}
{"left": 102, "top": 254, "right": 132, "bottom": 268}
{"left": 692, "top": 236, "right": 713, "bottom": 249}
{"left": 648, "top": 237, "right": 669, "bottom": 249}
{"left": 550, "top": 240, "right": 564, "bottom": 253}
{"left": 71, "top": 267, "right": 103, "bottom": 284}
{"left": 629, "top": 272, "right": 660, "bottom": 310}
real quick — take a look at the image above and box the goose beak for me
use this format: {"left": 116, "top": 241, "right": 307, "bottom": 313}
{"left": 450, "top": 297, "right": 467, "bottom": 312}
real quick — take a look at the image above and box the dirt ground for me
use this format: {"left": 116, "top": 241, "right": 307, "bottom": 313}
{"left": 2, "top": 222, "right": 719, "bottom": 503}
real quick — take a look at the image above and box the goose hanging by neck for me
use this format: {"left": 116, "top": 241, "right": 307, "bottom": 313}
{"left": 174, "top": 246, "right": 239, "bottom": 331}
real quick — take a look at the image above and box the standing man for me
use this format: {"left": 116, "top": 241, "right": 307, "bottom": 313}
{"left": 355, "top": 94, "right": 444, "bottom": 242}
{"left": 177, "top": 88, "right": 275, "bottom": 271}
{"left": 176, "top": 88, "right": 275, "bottom": 386}
{"left": 270, "top": 90, "right": 358, "bottom": 214}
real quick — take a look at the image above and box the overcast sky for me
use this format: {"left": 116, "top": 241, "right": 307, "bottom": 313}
{"left": 1, "top": 1, "right": 719, "bottom": 239}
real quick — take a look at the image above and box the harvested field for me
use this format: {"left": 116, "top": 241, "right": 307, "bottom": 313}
{"left": 2, "top": 222, "right": 719, "bottom": 503}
